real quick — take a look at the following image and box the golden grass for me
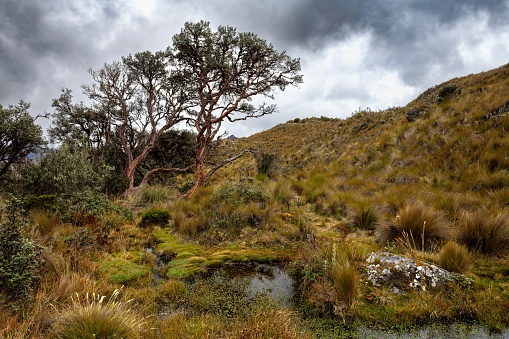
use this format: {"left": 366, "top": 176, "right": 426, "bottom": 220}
{"left": 438, "top": 241, "right": 472, "bottom": 274}
{"left": 376, "top": 202, "right": 450, "bottom": 252}
{"left": 457, "top": 208, "right": 509, "bottom": 255}
{"left": 51, "top": 288, "right": 145, "bottom": 339}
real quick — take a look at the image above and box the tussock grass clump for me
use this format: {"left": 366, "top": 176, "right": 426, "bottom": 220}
{"left": 457, "top": 209, "right": 509, "bottom": 255}
{"left": 332, "top": 258, "right": 357, "bottom": 312}
{"left": 351, "top": 203, "right": 378, "bottom": 230}
{"left": 271, "top": 179, "right": 295, "bottom": 210}
{"left": 132, "top": 184, "right": 176, "bottom": 206}
{"left": 376, "top": 202, "right": 450, "bottom": 251}
{"left": 438, "top": 241, "right": 472, "bottom": 274}
{"left": 52, "top": 288, "right": 144, "bottom": 339}
{"left": 29, "top": 210, "right": 59, "bottom": 237}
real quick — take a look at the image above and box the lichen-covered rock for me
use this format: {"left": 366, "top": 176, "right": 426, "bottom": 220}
{"left": 365, "top": 252, "right": 453, "bottom": 292}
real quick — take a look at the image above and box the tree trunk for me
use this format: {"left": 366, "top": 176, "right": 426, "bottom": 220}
{"left": 183, "top": 161, "right": 204, "bottom": 199}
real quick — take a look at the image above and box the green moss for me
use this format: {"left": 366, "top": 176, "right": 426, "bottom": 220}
{"left": 153, "top": 229, "right": 293, "bottom": 279}
{"left": 99, "top": 254, "right": 151, "bottom": 285}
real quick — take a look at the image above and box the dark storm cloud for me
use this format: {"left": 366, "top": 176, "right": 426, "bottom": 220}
{"left": 202, "top": 0, "right": 509, "bottom": 86}
{"left": 0, "top": 0, "right": 151, "bottom": 121}
{"left": 1, "top": 0, "right": 509, "bottom": 137}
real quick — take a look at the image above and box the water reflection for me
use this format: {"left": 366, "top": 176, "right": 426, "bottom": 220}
{"left": 209, "top": 262, "right": 295, "bottom": 306}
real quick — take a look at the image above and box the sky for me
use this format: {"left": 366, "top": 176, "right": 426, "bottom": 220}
{"left": 1, "top": 0, "right": 509, "bottom": 138}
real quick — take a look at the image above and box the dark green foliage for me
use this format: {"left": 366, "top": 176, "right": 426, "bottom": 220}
{"left": 438, "top": 83, "right": 457, "bottom": 101}
{"left": 136, "top": 130, "right": 196, "bottom": 185}
{"left": 22, "top": 194, "right": 57, "bottom": 211}
{"left": 0, "top": 197, "right": 44, "bottom": 309}
{"left": 139, "top": 208, "right": 171, "bottom": 227}
{"left": 255, "top": 151, "right": 278, "bottom": 178}
{"left": 0, "top": 101, "right": 45, "bottom": 179}
{"left": 22, "top": 142, "right": 112, "bottom": 197}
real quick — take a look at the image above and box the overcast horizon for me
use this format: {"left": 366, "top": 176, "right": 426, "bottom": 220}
{"left": 2, "top": 0, "right": 509, "bottom": 138}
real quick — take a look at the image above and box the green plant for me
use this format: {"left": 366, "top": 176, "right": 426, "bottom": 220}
{"left": 376, "top": 202, "right": 450, "bottom": 251}
{"left": 437, "top": 83, "right": 457, "bottom": 101}
{"left": 0, "top": 197, "right": 44, "bottom": 309}
{"left": 139, "top": 208, "right": 171, "bottom": 228}
{"left": 438, "top": 241, "right": 472, "bottom": 274}
{"left": 457, "top": 209, "right": 509, "bottom": 255}
{"left": 52, "top": 288, "right": 144, "bottom": 339}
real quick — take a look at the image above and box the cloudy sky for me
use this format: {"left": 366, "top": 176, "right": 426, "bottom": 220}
{"left": 2, "top": 0, "right": 509, "bottom": 137}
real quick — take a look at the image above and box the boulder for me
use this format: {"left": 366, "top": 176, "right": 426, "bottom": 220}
{"left": 365, "top": 252, "right": 470, "bottom": 292}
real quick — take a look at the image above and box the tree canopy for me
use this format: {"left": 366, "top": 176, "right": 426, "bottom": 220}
{"left": 0, "top": 102, "right": 45, "bottom": 178}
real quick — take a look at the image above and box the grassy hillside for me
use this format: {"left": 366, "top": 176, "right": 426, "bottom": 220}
{"left": 2, "top": 63, "right": 509, "bottom": 338}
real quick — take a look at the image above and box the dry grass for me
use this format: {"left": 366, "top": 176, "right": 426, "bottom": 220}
{"left": 376, "top": 202, "right": 450, "bottom": 252}
{"left": 51, "top": 288, "right": 145, "bottom": 339}
{"left": 457, "top": 208, "right": 509, "bottom": 255}
{"left": 331, "top": 258, "right": 358, "bottom": 313}
{"left": 438, "top": 241, "right": 472, "bottom": 274}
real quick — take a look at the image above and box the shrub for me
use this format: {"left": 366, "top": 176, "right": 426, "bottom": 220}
{"left": 52, "top": 288, "right": 144, "bottom": 339}
{"left": 352, "top": 203, "right": 378, "bottom": 230}
{"left": 438, "top": 83, "right": 457, "bottom": 101}
{"left": 438, "top": 241, "right": 472, "bottom": 274}
{"left": 457, "top": 209, "right": 509, "bottom": 255}
{"left": 0, "top": 197, "right": 44, "bottom": 309}
{"left": 255, "top": 151, "right": 278, "bottom": 178}
{"left": 376, "top": 202, "right": 450, "bottom": 251}
{"left": 139, "top": 208, "right": 171, "bottom": 228}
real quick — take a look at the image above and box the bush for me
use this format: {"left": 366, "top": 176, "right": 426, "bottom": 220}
{"left": 139, "top": 208, "right": 171, "bottom": 227}
{"left": 52, "top": 288, "right": 144, "bottom": 339}
{"left": 0, "top": 197, "right": 44, "bottom": 309}
{"left": 438, "top": 83, "right": 457, "bottom": 101}
{"left": 22, "top": 142, "right": 113, "bottom": 198}
{"left": 255, "top": 151, "right": 278, "bottom": 178}
{"left": 376, "top": 202, "right": 450, "bottom": 251}
{"left": 457, "top": 209, "right": 509, "bottom": 255}
{"left": 438, "top": 241, "right": 472, "bottom": 274}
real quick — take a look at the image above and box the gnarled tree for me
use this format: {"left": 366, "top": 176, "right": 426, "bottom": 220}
{"left": 83, "top": 52, "right": 192, "bottom": 196}
{"left": 171, "top": 21, "right": 303, "bottom": 198}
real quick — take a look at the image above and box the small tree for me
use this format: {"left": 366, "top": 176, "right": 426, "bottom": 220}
{"left": 0, "top": 101, "right": 45, "bottom": 178}
{"left": 171, "top": 21, "right": 303, "bottom": 197}
{"left": 0, "top": 197, "right": 44, "bottom": 309}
